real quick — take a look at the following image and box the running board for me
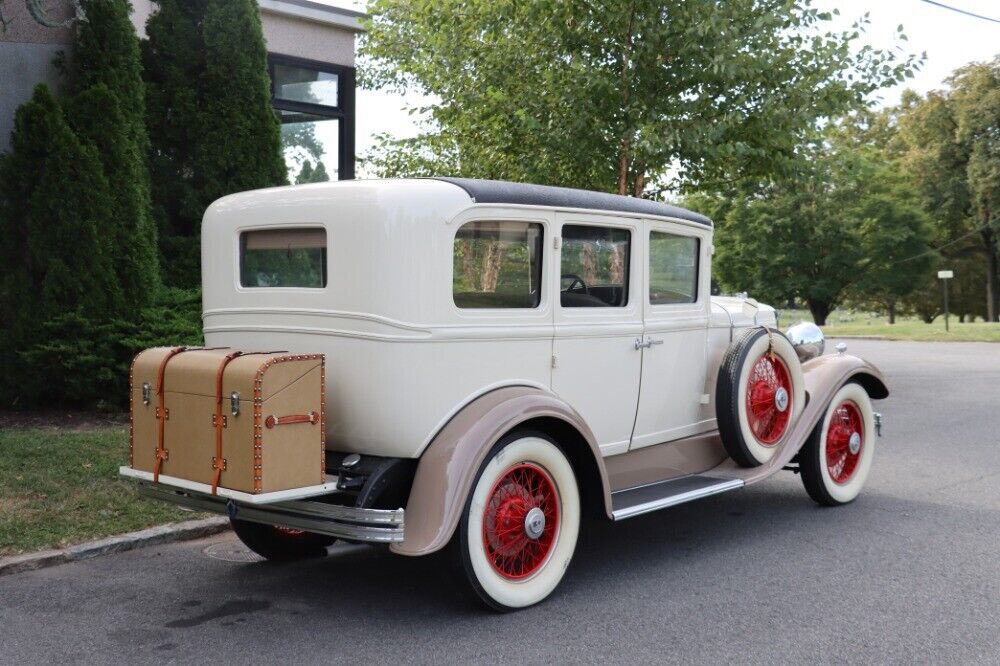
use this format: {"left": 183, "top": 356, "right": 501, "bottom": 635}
{"left": 611, "top": 475, "right": 744, "bottom": 521}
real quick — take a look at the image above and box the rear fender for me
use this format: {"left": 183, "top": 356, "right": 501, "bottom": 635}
{"left": 390, "top": 386, "right": 610, "bottom": 556}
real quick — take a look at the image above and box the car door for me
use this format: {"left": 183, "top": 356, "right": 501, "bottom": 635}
{"left": 630, "top": 219, "right": 713, "bottom": 450}
{"left": 551, "top": 212, "right": 642, "bottom": 456}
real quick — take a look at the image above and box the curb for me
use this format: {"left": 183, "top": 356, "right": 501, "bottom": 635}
{"left": 0, "top": 517, "right": 230, "bottom": 577}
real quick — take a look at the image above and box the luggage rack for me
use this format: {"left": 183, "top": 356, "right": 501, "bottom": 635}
{"left": 120, "top": 467, "right": 405, "bottom": 543}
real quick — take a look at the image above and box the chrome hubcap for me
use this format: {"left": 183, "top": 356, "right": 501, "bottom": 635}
{"left": 524, "top": 507, "right": 546, "bottom": 540}
{"left": 848, "top": 432, "right": 862, "bottom": 455}
{"left": 774, "top": 386, "right": 789, "bottom": 413}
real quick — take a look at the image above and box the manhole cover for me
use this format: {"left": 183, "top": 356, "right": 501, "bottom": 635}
{"left": 203, "top": 542, "right": 264, "bottom": 563}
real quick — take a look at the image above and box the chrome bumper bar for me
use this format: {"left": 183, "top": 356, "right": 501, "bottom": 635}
{"left": 136, "top": 481, "right": 405, "bottom": 543}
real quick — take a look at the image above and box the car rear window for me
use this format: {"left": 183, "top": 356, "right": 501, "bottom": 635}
{"left": 240, "top": 228, "right": 327, "bottom": 288}
{"left": 453, "top": 221, "right": 544, "bottom": 309}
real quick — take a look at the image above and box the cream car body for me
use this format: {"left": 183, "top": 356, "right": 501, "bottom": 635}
{"left": 202, "top": 178, "right": 776, "bottom": 460}
{"left": 131, "top": 178, "right": 888, "bottom": 610}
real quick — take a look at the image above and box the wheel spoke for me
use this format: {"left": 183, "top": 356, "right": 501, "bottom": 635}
{"left": 826, "top": 401, "right": 864, "bottom": 484}
{"left": 745, "top": 353, "right": 792, "bottom": 445}
{"left": 481, "top": 463, "right": 560, "bottom": 580}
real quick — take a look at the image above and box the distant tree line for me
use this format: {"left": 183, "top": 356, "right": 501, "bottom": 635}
{"left": 0, "top": 0, "right": 287, "bottom": 408}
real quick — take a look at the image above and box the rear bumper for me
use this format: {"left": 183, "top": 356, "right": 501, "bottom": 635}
{"left": 132, "top": 478, "right": 405, "bottom": 544}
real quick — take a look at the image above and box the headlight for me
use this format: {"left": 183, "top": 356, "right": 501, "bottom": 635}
{"left": 785, "top": 321, "right": 825, "bottom": 362}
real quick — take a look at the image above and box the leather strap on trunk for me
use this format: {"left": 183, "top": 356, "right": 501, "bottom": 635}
{"left": 210, "top": 351, "right": 283, "bottom": 495}
{"left": 264, "top": 412, "right": 319, "bottom": 428}
{"left": 211, "top": 351, "right": 243, "bottom": 494}
{"left": 153, "top": 346, "right": 187, "bottom": 482}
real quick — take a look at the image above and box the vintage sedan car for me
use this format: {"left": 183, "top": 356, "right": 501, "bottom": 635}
{"left": 122, "top": 178, "right": 887, "bottom": 611}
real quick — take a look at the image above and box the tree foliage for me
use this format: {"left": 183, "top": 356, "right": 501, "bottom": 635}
{"left": 949, "top": 59, "right": 1000, "bottom": 321}
{"left": 0, "top": 85, "right": 123, "bottom": 405}
{"left": 68, "top": 0, "right": 160, "bottom": 314}
{"left": 144, "top": 0, "right": 286, "bottom": 287}
{"left": 893, "top": 61, "right": 1000, "bottom": 322}
{"left": 710, "top": 132, "right": 932, "bottom": 325}
{"left": 361, "top": 0, "right": 918, "bottom": 194}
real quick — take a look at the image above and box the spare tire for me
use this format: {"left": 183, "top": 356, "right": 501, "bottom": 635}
{"left": 716, "top": 327, "right": 805, "bottom": 467}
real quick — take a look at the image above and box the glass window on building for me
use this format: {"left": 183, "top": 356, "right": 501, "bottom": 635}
{"left": 269, "top": 55, "right": 355, "bottom": 184}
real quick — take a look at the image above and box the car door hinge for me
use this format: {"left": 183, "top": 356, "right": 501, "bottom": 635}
{"left": 553, "top": 236, "right": 561, "bottom": 250}
{"left": 551, "top": 354, "right": 558, "bottom": 369}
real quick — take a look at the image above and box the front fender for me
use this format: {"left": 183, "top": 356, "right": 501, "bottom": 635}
{"left": 711, "top": 352, "right": 888, "bottom": 485}
{"left": 390, "top": 386, "right": 610, "bottom": 556}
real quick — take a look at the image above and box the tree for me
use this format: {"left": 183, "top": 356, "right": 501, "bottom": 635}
{"left": 197, "top": 0, "right": 286, "bottom": 203}
{"left": 712, "top": 139, "right": 931, "bottom": 325}
{"left": 850, "top": 162, "right": 934, "bottom": 323}
{"left": 712, "top": 148, "right": 863, "bottom": 325}
{"left": 295, "top": 159, "right": 330, "bottom": 184}
{"left": 67, "top": 0, "right": 160, "bottom": 314}
{"left": 144, "top": 0, "right": 286, "bottom": 287}
{"left": 361, "top": 1, "right": 918, "bottom": 194}
{"left": 143, "top": 0, "right": 209, "bottom": 286}
{"left": 0, "top": 85, "right": 123, "bottom": 405}
{"left": 826, "top": 111, "right": 935, "bottom": 323}
{"left": 896, "top": 62, "right": 1000, "bottom": 323}
{"left": 950, "top": 59, "right": 1000, "bottom": 321}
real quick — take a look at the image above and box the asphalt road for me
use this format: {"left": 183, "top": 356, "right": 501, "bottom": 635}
{"left": 2, "top": 340, "right": 998, "bottom": 665}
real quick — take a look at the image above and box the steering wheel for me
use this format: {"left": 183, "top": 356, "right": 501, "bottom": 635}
{"left": 561, "top": 273, "right": 589, "bottom": 294}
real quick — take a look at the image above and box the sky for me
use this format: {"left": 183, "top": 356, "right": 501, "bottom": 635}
{"left": 318, "top": 0, "right": 1000, "bottom": 160}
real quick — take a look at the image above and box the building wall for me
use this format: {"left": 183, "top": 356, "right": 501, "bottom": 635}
{"left": 0, "top": 1, "right": 75, "bottom": 151}
{"left": 129, "top": 0, "right": 356, "bottom": 67}
{"left": 260, "top": 11, "right": 355, "bottom": 67}
{"left": 0, "top": 0, "right": 358, "bottom": 153}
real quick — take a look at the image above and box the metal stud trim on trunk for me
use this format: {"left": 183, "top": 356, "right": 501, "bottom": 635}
{"left": 250, "top": 354, "right": 326, "bottom": 494}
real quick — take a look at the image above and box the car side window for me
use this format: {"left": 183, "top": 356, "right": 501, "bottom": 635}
{"left": 649, "top": 231, "right": 699, "bottom": 305}
{"left": 560, "top": 225, "right": 630, "bottom": 307}
{"left": 453, "top": 221, "right": 544, "bottom": 309}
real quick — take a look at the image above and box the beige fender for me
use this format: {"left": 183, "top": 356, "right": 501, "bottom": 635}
{"left": 710, "top": 352, "right": 889, "bottom": 485}
{"left": 390, "top": 386, "right": 611, "bottom": 557}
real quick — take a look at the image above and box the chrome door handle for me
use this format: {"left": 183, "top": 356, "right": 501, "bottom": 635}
{"left": 634, "top": 337, "right": 664, "bottom": 350}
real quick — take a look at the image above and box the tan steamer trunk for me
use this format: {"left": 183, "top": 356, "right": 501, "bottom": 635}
{"left": 129, "top": 348, "right": 325, "bottom": 494}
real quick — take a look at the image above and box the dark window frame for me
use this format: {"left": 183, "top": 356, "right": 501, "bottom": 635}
{"left": 268, "top": 53, "right": 355, "bottom": 180}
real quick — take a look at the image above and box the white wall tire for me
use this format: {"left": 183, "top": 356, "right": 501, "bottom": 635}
{"left": 799, "top": 382, "right": 876, "bottom": 506}
{"left": 458, "top": 432, "right": 580, "bottom": 611}
{"left": 716, "top": 328, "right": 805, "bottom": 467}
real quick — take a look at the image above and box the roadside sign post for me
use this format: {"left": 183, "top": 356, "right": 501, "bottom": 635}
{"left": 938, "top": 270, "right": 954, "bottom": 332}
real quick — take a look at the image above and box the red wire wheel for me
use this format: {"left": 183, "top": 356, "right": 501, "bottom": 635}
{"left": 745, "top": 352, "right": 793, "bottom": 445}
{"left": 825, "top": 401, "right": 864, "bottom": 484}
{"left": 481, "top": 463, "right": 559, "bottom": 580}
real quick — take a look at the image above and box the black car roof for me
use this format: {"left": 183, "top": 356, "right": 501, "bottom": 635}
{"left": 430, "top": 177, "right": 712, "bottom": 227}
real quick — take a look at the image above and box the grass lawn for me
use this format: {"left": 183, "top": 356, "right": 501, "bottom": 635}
{"left": 778, "top": 309, "right": 1000, "bottom": 343}
{"left": 0, "top": 427, "right": 200, "bottom": 556}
